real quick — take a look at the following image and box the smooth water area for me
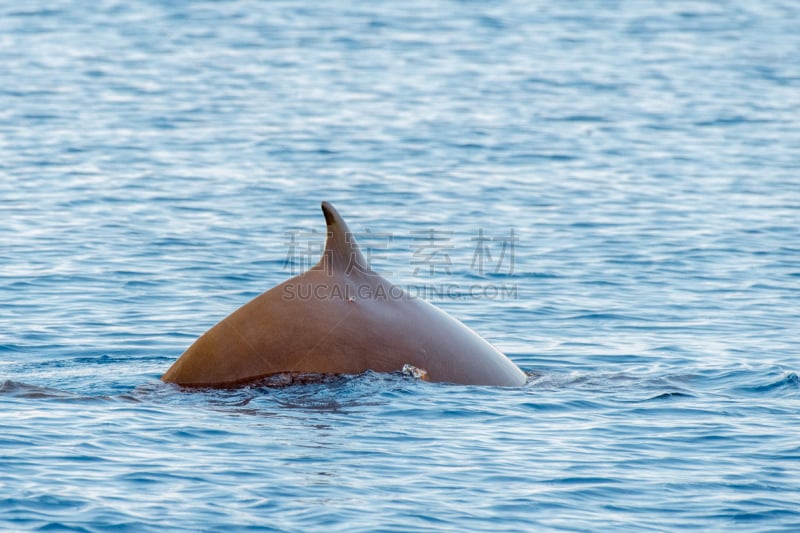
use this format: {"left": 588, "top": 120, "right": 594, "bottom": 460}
{"left": 2, "top": 1, "right": 799, "bottom": 531}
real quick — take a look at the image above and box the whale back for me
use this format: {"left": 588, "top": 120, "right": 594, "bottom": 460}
{"left": 161, "top": 203, "right": 527, "bottom": 387}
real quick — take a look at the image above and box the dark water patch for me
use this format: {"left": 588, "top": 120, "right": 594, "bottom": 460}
{"left": 642, "top": 391, "right": 694, "bottom": 401}
{"left": 0, "top": 380, "right": 79, "bottom": 400}
{"left": 566, "top": 312, "right": 652, "bottom": 322}
{"left": 733, "top": 371, "right": 800, "bottom": 396}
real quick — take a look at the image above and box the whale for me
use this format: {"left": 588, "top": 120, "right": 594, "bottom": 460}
{"left": 161, "top": 202, "right": 526, "bottom": 387}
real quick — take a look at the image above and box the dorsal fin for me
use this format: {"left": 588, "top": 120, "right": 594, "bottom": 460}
{"left": 318, "top": 201, "right": 371, "bottom": 275}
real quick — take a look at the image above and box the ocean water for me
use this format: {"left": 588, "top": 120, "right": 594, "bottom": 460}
{"left": 2, "top": 0, "right": 799, "bottom": 530}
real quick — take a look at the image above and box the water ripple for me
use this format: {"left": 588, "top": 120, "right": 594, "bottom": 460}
{"left": 2, "top": 0, "right": 800, "bottom": 531}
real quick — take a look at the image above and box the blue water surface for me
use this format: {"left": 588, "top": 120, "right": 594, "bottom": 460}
{"left": 2, "top": 1, "right": 800, "bottom": 531}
